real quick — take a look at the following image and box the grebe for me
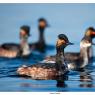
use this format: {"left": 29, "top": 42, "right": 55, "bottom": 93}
{"left": 30, "top": 18, "right": 54, "bottom": 52}
{"left": 0, "top": 25, "right": 31, "bottom": 58}
{"left": 42, "top": 27, "right": 95, "bottom": 69}
{"left": 17, "top": 34, "right": 73, "bottom": 80}
{"left": 3, "top": 18, "right": 54, "bottom": 52}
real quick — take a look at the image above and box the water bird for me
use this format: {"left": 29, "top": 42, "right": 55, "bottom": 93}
{"left": 0, "top": 25, "right": 31, "bottom": 58}
{"left": 17, "top": 34, "right": 73, "bottom": 80}
{"left": 42, "top": 27, "right": 95, "bottom": 70}
{"left": 30, "top": 18, "right": 54, "bottom": 52}
{"left": 30, "top": 18, "right": 48, "bottom": 51}
{"left": 3, "top": 18, "right": 54, "bottom": 53}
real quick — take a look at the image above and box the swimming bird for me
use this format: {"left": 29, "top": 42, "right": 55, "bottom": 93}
{"left": 30, "top": 18, "right": 50, "bottom": 52}
{"left": 17, "top": 34, "right": 73, "bottom": 80}
{"left": 3, "top": 18, "right": 54, "bottom": 53}
{"left": 0, "top": 25, "right": 31, "bottom": 58}
{"left": 42, "top": 27, "right": 95, "bottom": 70}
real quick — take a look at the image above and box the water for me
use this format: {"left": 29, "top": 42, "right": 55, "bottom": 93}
{"left": 0, "top": 4, "right": 95, "bottom": 92}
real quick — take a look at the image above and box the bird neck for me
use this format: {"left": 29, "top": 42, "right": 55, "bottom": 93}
{"left": 56, "top": 46, "right": 65, "bottom": 64}
{"left": 20, "top": 36, "right": 30, "bottom": 56}
{"left": 38, "top": 27, "right": 45, "bottom": 45}
{"left": 20, "top": 37, "right": 28, "bottom": 47}
{"left": 80, "top": 39, "right": 92, "bottom": 65}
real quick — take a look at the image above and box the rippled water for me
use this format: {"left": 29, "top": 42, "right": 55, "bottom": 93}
{"left": 0, "top": 46, "right": 95, "bottom": 92}
{"left": 0, "top": 4, "right": 95, "bottom": 92}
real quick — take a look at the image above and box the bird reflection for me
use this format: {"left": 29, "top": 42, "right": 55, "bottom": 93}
{"left": 79, "top": 68, "right": 93, "bottom": 88}
{"left": 19, "top": 74, "right": 68, "bottom": 90}
{"left": 56, "top": 75, "right": 68, "bottom": 88}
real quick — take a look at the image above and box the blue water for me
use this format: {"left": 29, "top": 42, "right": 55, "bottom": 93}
{"left": 0, "top": 4, "right": 95, "bottom": 91}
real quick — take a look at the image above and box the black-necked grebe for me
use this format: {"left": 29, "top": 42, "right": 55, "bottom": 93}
{"left": 3, "top": 18, "right": 53, "bottom": 53}
{"left": 17, "top": 34, "right": 73, "bottom": 80}
{"left": 0, "top": 25, "right": 31, "bottom": 58}
{"left": 30, "top": 18, "right": 49, "bottom": 52}
{"left": 42, "top": 27, "right": 95, "bottom": 70}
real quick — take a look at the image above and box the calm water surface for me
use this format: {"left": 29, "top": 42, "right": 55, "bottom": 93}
{"left": 0, "top": 4, "right": 95, "bottom": 91}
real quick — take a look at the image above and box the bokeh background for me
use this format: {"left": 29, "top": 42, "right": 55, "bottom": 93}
{"left": 0, "top": 4, "right": 95, "bottom": 52}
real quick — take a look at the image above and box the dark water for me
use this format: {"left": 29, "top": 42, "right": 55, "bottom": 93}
{"left": 0, "top": 4, "right": 95, "bottom": 92}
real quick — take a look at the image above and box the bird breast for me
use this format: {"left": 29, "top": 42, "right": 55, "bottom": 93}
{"left": 80, "top": 41, "right": 91, "bottom": 48}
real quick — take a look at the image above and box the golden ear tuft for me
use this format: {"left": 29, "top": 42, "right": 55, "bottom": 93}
{"left": 39, "top": 21, "right": 46, "bottom": 28}
{"left": 20, "top": 30, "right": 27, "bottom": 36}
{"left": 56, "top": 39, "right": 65, "bottom": 47}
{"left": 86, "top": 31, "right": 91, "bottom": 36}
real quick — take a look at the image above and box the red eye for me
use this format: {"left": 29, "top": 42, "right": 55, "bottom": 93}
{"left": 91, "top": 31, "right": 95, "bottom": 35}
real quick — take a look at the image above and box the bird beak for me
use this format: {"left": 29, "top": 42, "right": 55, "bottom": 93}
{"left": 67, "top": 42, "right": 74, "bottom": 45}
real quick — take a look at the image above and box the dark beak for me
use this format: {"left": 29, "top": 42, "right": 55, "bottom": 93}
{"left": 67, "top": 42, "right": 74, "bottom": 45}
